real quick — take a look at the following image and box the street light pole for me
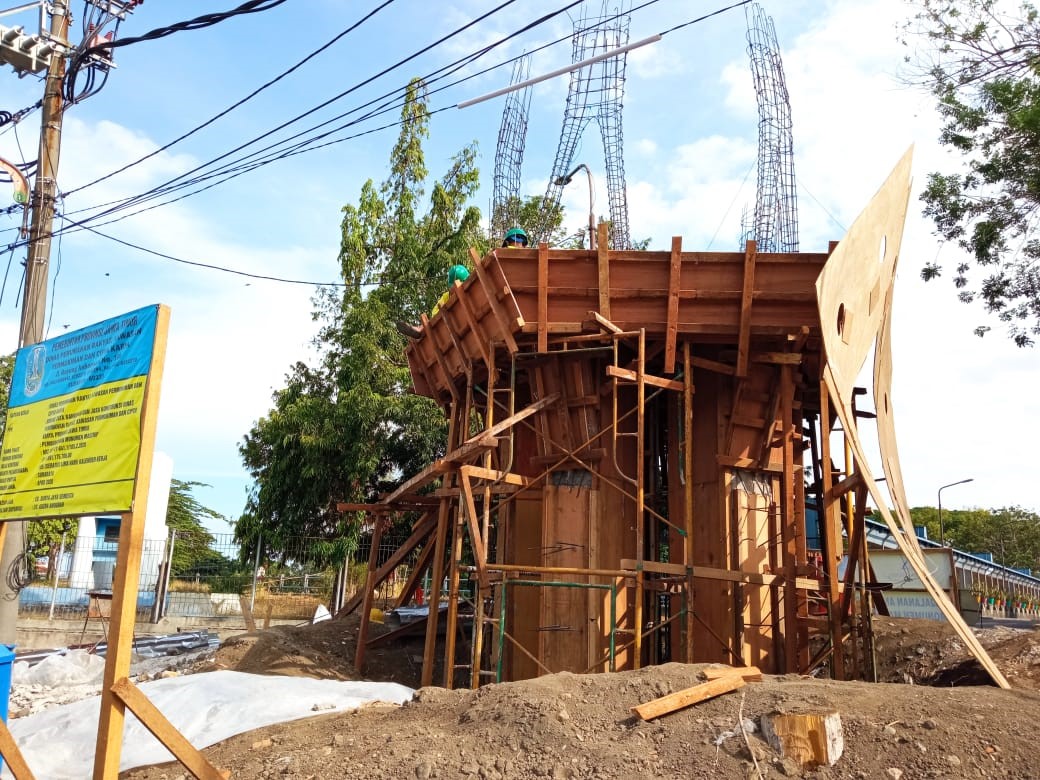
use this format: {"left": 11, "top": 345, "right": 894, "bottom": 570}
{"left": 554, "top": 164, "right": 596, "bottom": 249}
{"left": 937, "top": 477, "right": 974, "bottom": 546}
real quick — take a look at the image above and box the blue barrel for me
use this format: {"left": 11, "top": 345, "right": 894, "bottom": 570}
{"left": 0, "top": 644, "right": 13, "bottom": 723}
{"left": 0, "top": 644, "right": 13, "bottom": 771}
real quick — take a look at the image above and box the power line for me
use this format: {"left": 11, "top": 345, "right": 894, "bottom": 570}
{"left": 73, "top": 220, "right": 348, "bottom": 286}
{"left": 68, "top": 218, "right": 455, "bottom": 291}
{"left": 64, "top": 0, "right": 291, "bottom": 104}
{"left": 64, "top": 0, "right": 527, "bottom": 223}
{"left": 64, "top": 0, "right": 398, "bottom": 197}
{"left": 16, "top": 0, "right": 608, "bottom": 234}
{"left": 4, "top": 0, "right": 751, "bottom": 254}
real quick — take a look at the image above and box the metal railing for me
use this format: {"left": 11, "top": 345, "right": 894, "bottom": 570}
{"left": 19, "top": 528, "right": 421, "bottom": 622}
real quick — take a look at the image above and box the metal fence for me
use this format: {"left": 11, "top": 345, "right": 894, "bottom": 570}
{"left": 19, "top": 527, "right": 426, "bottom": 623}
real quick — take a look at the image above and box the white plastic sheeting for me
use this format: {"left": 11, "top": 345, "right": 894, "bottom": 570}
{"left": 5, "top": 671, "right": 414, "bottom": 779}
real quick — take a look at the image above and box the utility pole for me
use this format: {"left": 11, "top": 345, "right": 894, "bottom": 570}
{"left": 0, "top": 0, "right": 69, "bottom": 644}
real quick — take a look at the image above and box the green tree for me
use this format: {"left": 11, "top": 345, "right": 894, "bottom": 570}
{"left": 26, "top": 518, "right": 73, "bottom": 581}
{"left": 909, "top": 1, "right": 1040, "bottom": 345}
{"left": 0, "top": 352, "right": 14, "bottom": 440}
{"left": 902, "top": 505, "right": 1040, "bottom": 573}
{"left": 165, "top": 479, "right": 227, "bottom": 575}
{"left": 947, "top": 506, "right": 1040, "bottom": 571}
{"left": 238, "top": 79, "right": 485, "bottom": 565}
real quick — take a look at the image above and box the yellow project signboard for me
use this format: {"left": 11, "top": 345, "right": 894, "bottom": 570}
{"left": 0, "top": 305, "right": 162, "bottom": 520}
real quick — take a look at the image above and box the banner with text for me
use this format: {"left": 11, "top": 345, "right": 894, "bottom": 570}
{"left": 0, "top": 305, "right": 160, "bottom": 520}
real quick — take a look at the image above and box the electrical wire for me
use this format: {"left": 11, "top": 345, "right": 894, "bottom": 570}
{"left": 64, "top": 0, "right": 399, "bottom": 197}
{"left": 7, "top": 0, "right": 751, "bottom": 258}
{"left": 67, "top": 0, "right": 725, "bottom": 226}
{"left": 45, "top": 207, "right": 66, "bottom": 338}
{"left": 64, "top": 0, "right": 291, "bottom": 104}
{"left": 5, "top": 0, "right": 579, "bottom": 235}
{"left": 65, "top": 0, "right": 528, "bottom": 226}
{"left": 69, "top": 217, "right": 457, "bottom": 291}
{"left": 36, "top": 1, "right": 589, "bottom": 243}
{"left": 65, "top": 0, "right": 630, "bottom": 208}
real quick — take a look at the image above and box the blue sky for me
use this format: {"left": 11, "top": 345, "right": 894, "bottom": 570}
{"left": 2, "top": 0, "right": 1036, "bottom": 532}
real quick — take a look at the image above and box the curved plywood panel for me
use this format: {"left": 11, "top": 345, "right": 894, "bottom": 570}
{"left": 817, "top": 147, "right": 1009, "bottom": 688}
{"left": 816, "top": 147, "right": 912, "bottom": 400}
{"left": 873, "top": 277, "right": 916, "bottom": 541}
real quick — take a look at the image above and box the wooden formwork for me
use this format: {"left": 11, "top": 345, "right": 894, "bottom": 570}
{"left": 345, "top": 223, "right": 858, "bottom": 687}
{"left": 346, "top": 155, "right": 1009, "bottom": 689}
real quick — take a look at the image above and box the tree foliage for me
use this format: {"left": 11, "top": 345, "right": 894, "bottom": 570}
{"left": 238, "top": 80, "right": 489, "bottom": 564}
{"left": 907, "top": 504, "right": 1040, "bottom": 572}
{"left": 166, "top": 479, "right": 228, "bottom": 575}
{"left": 0, "top": 352, "right": 13, "bottom": 441}
{"left": 909, "top": 0, "right": 1040, "bottom": 345}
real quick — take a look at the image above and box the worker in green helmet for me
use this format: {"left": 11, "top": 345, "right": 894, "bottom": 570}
{"left": 502, "top": 227, "right": 529, "bottom": 248}
{"left": 433, "top": 264, "right": 470, "bottom": 316}
{"left": 396, "top": 264, "right": 471, "bottom": 340}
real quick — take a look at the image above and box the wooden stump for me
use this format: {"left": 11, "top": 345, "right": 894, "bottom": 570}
{"left": 761, "top": 711, "right": 843, "bottom": 768}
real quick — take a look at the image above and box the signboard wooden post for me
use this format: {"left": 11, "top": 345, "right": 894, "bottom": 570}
{"left": 0, "top": 305, "right": 227, "bottom": 778}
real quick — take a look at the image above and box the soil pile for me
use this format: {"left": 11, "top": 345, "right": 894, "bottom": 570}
{"left": 124, "top": 661, "right": 1040, "bottom": 779}
{"left": 117, "top": 616, "right": 1040, "bottom": 778}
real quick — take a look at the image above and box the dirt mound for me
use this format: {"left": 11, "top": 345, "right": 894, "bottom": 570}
{"left": 199, "top": 612, "right": 434, "bottom": 687}
{"left": 871, "top": 618, "right": 1040, "bottom": 688}
{"left": 130, "top": 615, "right": 1040, "bottom": 778}
{"left": 123, "top": 662, "right": 1040, "bottom": 779}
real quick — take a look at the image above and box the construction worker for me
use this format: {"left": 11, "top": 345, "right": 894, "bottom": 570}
{"left": 432, "top": 264, "right": 470, "bottom": 316}
{"left": 395, "top": 264, "right": 471, "bottom": 339}
{"left": 502, "top": 227, "right": 529, "bottom": 248}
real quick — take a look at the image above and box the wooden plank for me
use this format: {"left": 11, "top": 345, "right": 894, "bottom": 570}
{"left": 620, "top": 558, "right": 820, "bottom": 590}
{"left": 459, "top": 464, "right": 530, "bottom": 486}
{"left": 753, "top": 352, "right": 803, "bottom": 365}
{"left": 0, "top": 718, "right": 36, "bottom": 779}
{"left": 824, "top": 471, "right": 863, "bottom": 502}
{"left": 94, "top": 305, "right": 170, "bottom": 780}
{"left": 631, "top": 675, "right": 745, "bottom": 721}
{"left": 340, "top": 514, "right": 436, "bottom": 616}
{"left": 688, "top": 355, "right": 737, "bottom": 376}
{"left": 393, "top": 539, "right": 435, "bottom": 610}
{"left": 586, "top": 310, "right": 622, "bottom": 334}
{"left": 736, "top": 240, "right": 757, "bottom": 377}
{"left": 381, "top": 396, "right": 562, "bottom": 505}
{"left": 111, "top": 677, "right": 229, "bottom": 780}
{"left": 422, "top": 314, "right": 460, "bottom": 402}
{"left": 238, "top": 596, "right": 256, "bottom": 632}
{"left": 780, "top": 364, "right": 799, "bottom": 673}
{"left": 702, "top": 665, "right": 764, "bottom": 682}
{"left": 470, "top": 248, "right": 519, "bottom": 353}
{"left": 818, "top": 382, "right": 845, "bottom": 680}
{"left": 538, "top": 242, "right": 548, "bottom": 352}
{"left": 353, "top": 516, "right": 386, "bottom": 672}
{"left": 716, "top": 454, "right": 782, "bottom": 472}
{"left": 621, "top": 558, "right": 686, "bottom": 575}
{"left": 664, "top": 236, "right": 683, "bottom": 374}
{"left": 683, "top": 343, "right": 695, "bottom": 665}
{"left": 366, "top": 614, "right": 429, "bottom": 648}
{"left": 597, "top": 222, "right": 611, "bottom": 318}
{"left": 813, "top": 148, "right": 1012, "bottom": 686}
{"left": 453, "top": 279, "right": 492, "bottom": 367}
{"left": 606, "top": 365, "right": 683, "bottom": 392}
{"left": 460, "top": 472, "right": 490, "bottom": 589}
{"left": 421, "top": 499, "right": 450, "bottom": 687}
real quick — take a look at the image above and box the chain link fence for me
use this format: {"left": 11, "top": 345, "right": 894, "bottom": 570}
{"left": 18, "top": 526, "right": 427, "bottom": 623}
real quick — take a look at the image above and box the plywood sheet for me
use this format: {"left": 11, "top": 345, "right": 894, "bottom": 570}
{"left": 816, "top": 147, "right": 1009, "bottom": 689}
{"left": 815, "top": 146, "right": 912, "bottom": 401}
